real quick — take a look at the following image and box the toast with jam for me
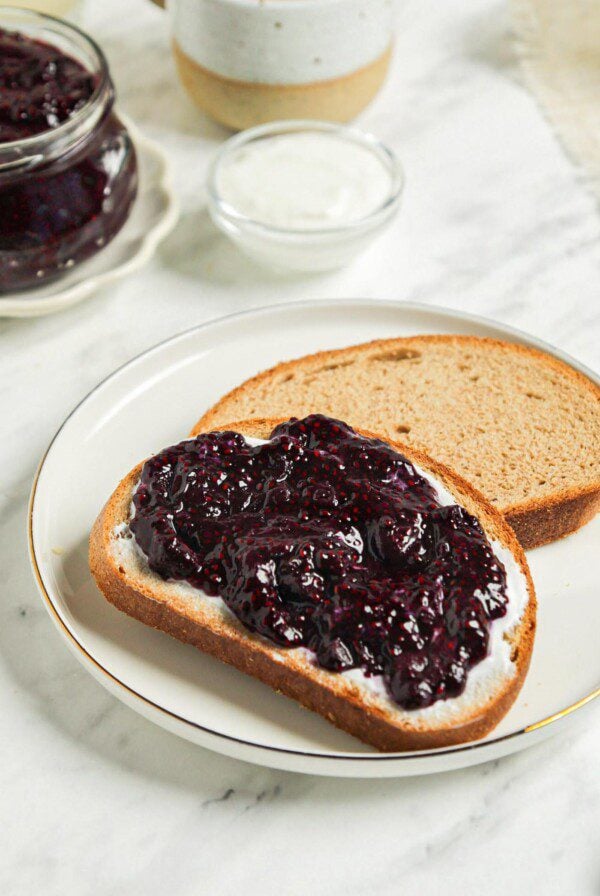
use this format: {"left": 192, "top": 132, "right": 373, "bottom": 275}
{"left": 90, "top": 416, "right": 535, "bottom": 751}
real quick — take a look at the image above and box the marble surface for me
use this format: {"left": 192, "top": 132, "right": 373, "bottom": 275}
{"left": 2, "top": 0, "right": 599, "bottom": 893}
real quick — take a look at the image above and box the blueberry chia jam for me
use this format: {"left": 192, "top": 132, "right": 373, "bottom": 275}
{"left": 130, "top": 416, "right": 509, "bottom": 711}
{"left": 0, "top": 14, "right": 137, "bottom": 292}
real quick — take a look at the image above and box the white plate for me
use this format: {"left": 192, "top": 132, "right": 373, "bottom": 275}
{"left": 0, "top": 117, "right": 178, "bottom": 318}
{"left": 29, "top": 300, "right": 600, "bottom": 777}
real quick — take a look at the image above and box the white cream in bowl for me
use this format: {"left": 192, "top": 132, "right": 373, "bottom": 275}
{"left": 207, "top": 120, "right": 403, "bottom": 271}
{"left": 216, "top": 131, "right": 393, "bottom": 231}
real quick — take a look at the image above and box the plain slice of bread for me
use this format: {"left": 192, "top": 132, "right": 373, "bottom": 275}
{"left": 193, "top": 336, "right": 600, "bottom": 550}
{"left": 89, "top": 418, "right": 536, "bottom": 752}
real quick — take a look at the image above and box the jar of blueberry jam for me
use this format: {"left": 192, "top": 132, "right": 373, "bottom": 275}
{"left": 0, "top": 10, "right": 137, "bottom": 292}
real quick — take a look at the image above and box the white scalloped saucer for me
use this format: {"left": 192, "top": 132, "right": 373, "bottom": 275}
{"left": 0, "top": 116, "right": 178, "bottom": 318}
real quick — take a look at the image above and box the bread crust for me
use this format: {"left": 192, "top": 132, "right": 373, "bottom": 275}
{"left": 89, "top": 418, "right": 536, "bottom": 752}
{"left": 193, "top": 335, "right": 600, "bottom": 550}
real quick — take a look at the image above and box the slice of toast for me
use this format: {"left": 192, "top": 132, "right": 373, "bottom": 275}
{"left": 193, "top": 336, "right": 600, "bottom": 549}
{"left": 89, "top": 418, "right": 536, "bottom": 752}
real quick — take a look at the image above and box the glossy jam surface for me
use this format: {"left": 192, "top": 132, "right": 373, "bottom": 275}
{"left": 0, "top": 27, "right": 137, "bottom": 292}
{"left": 131, "top": 416, "right": 509, "bottom": 710}
{"left": 0, "top": 27, "right": 97, "bottom": 142}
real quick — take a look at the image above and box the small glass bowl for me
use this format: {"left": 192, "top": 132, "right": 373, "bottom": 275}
{"left": 206, "top": 120, "right": 403, "bottom": 272}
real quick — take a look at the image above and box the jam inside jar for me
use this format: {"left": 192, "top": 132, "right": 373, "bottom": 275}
{"left": 0, "top": 10, "right": 137, "bottom": 292}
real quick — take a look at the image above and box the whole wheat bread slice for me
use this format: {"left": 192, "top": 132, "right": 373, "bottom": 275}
{"left": 193, "top": 336, "right": 600, "bottom": 549}
{"left": 89, "top": 418, "right": 536, "bottom": 752}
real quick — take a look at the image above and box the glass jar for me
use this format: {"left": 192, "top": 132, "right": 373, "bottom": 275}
{"left": 0, "top": 9, "right": 138, "bottom": 292}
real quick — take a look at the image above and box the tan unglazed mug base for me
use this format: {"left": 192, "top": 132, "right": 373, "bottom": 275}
{"left": 173, "top": 41, "right": 393, "bottom": 131}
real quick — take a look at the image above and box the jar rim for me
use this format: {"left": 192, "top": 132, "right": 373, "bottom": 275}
{"left": 0, "top": 7, "right": 112, "bottom": 169}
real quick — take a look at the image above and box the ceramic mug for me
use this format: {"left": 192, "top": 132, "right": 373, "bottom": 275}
{"left": 151, "top": 0, "right": 394, "bottom": 130}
